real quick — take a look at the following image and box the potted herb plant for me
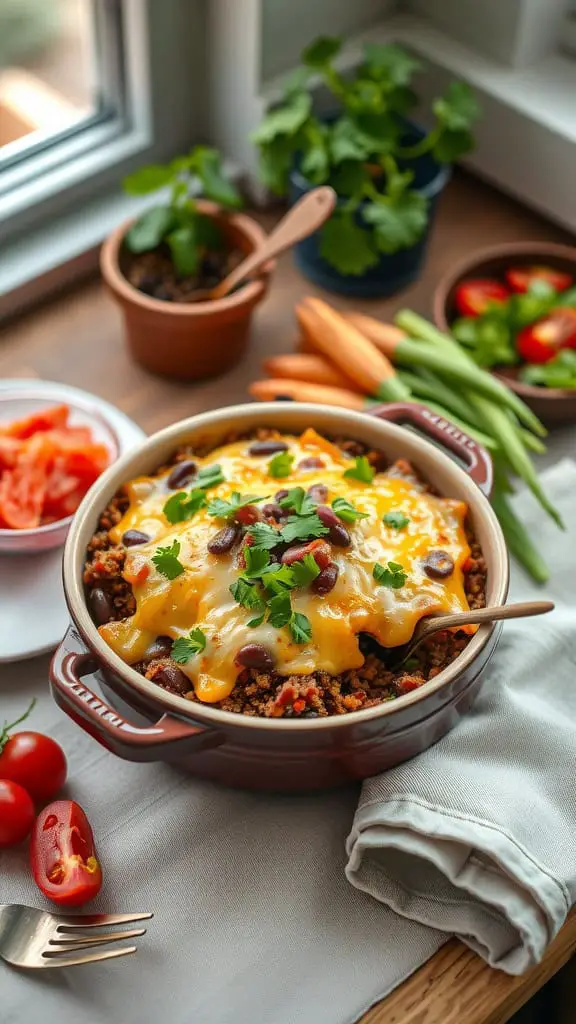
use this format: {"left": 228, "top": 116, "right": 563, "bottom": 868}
{"left": 100, "top": 146, "right": 273, "bottom": 380}
{"left": 252, "top": 37, "right": 480, "bottom": 297}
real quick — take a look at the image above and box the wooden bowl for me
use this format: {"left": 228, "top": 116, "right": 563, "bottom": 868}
{"left": 433, "top": 241, "right": 576, "bottom": 427}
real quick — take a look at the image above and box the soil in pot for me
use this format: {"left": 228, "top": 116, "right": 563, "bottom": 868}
{"left": 123, "top": 243, "right": 243, "bottom": 303}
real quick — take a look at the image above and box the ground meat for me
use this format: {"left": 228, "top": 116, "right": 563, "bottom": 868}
{"left": 84, "top": 431, "right": 487, "bottom": 718}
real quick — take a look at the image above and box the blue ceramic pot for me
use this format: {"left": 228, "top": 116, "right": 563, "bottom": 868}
{"left": 289, "top": 120, "right": 451, "bottom": 298}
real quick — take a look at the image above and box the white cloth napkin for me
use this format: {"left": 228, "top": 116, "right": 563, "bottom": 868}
{"left": 346, "top": 458, "right": 576, "bottom": 975}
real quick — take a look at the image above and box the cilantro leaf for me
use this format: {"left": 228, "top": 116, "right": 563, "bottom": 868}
{"left": 291, "top": 554, "right": 320, "bottom": 587}
{"left": 343, "top": 456, "right": 375, "bottom": 484}
{"left": 373, "top": 560, "right": 408, "bottom": 589}
{"left": 247, "top": 522, "right": 282, "bottom": 551}
{"left": 243, "top": 547, "right": 271, "bottom": 578}
{"left": 290, "top": 611, "right": 312, "bottom": 644}
{"left": 207, "top": 492, "right": 269, "bottom": 520}
{"left": 331, "top": 496, "right": 369, "bottom": 524}
{"left": 300, "top": 120, "right": 330, "bottom": 185}
{"left": 302, "top": 35, "right": 341, "bottom": 68}
{"left": 363, "top": 43, "right": 423, "bottom": 87}
{"left": 279, "top": 487, "right": 315, "bottom": 516}
{"left": 261, "top": 564, "right": 296, "bottom": 593}
{"left": 383, "top": 510, "right": 410, "bottom": 530}
{"left": 190, "top": 146, "right": 243, "bottom": 209}
{"left": 163, "top": 489, "right": 206, "bottom": 524}
{"left": 196, "top": 464, "right": 225, "bottom": 489}
{"left": 362, "top": 192, "right": 428, "bottom": 255}
{"left": 251, "top": 92, "right": 311, "bottom": 145}
{"left": 230, "top": 578, "right": 266, "bottom": 614}
{"left": 320, "top": 211, "right": 379, "bottom": 277}
{"left": 433, "top": 81, "right": 480, "bottom": 133}
{"left": 152, "top": 539, "right": 185, "bottom": 580}
{"left": 329, "top": 116, "right": 376, "bottom": 165}
{"left": 268, "top": 451, "right": 294, "bottom": 478}
{"left": 280, "top": 513, "right": 328, "bottom": 544}
{"left": 432, "top": 128, "right": 475, "bottom": 163}
{"left": 172, "top": 628, "right": 207, "bottom": 664}
{"left": 247, "top": 613, "right": 266, "bottom": 628}
{"left": 267, "top": 591, "right": 292, "bottom": 628}
{"left": 257, "top": 134, "right": 297, "bottom": 195}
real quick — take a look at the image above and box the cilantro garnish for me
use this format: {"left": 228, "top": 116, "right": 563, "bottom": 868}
{"left": 152, "top": 539, "right": 185, "bottom": 580}
{"left": 246, "top": 522, "right": 281, "bottom": 551}
{"left": 229, "top": 578, "right": 266, "bottom": 615}
{"left": 278, "top": 487, "right": 315, "bottom": 515}
{"left": 291, "top": 554, "right": 320, "bottom": 587}
{"left": 243, "top": 546, "right": 272, "bottom": 578}
{"left": 331, "top": 496, "right": 369, "bottom": 524}
{"left": 290, "top": 611, "right": 312, "bottom": 645}
{"left": 207, "top": 492, "right": 269, "bottom": 520}
{"left": 343, "top": 455, "right": 375, "bottom": 484}
{"left": 172, "top": 628, "right": 206, "bottom": 664}
{"left": 373, "top": 561, "right": 407, "bottom": 589}
{"left": 280, "top": 513, "right": 328, "bottom": 545}
{"left": 260, "top": 564, "right": 296, "bottom": 593}
{"left": 267, "top": 590, "right": 292, "bottom": 628}
{"left": 196, "top": 464, "right": 225, "bottom": 489}
{"left": 268, "top": 451, "right": 294, "bottom": 478}
{"left": 383, "top": 510, "right": 410, "bottom": 530}
{"left": 163, "top": 489, "right": 206, "bottom": 524}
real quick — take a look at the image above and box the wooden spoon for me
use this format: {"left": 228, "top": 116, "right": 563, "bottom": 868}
{"left": 389, "top": 600, "right": 555, "bottom": 670}
{"left": 193, "top": 186, "right": 337, "bottom": 301}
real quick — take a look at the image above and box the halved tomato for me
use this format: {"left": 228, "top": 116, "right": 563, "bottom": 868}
{"left": 0, "top": 404, "right": 69, "bottom": 440}
{"left": 454, "top": 279, "right": 510, "bottom": 317}
{"left": 505, "top": 265, "right": 573, "bottom": 294}
{"left": 516, "top": 308, "right": 576, "bottom": 364}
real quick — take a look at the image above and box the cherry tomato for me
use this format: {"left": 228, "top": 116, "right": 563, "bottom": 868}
{"left": 30, "top": 801, "right": 103, "bottom": 907}
{"left": 0, "top": 733, "right": 67, "bottom": 803}
{"left": 454, "top": 279, "right": 510, "bottom": 317}
{"left": 516, "top": 308, "right": 576, "bottom": 364}
{"left": 0, "top": 779, "right": 35, "bottom": 847}
{"left": 505, "top": 265, "right": 573, "bottom": 294}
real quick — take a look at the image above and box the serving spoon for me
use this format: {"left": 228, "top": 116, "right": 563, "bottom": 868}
{"left": 192, "top": 186, "right": 337, "bottom": 301}
{"left": 389, "top": 600, "right": 555, "bottom": 670}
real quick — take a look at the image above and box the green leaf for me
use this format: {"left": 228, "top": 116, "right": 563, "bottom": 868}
{"left": 383, "top": 510, "right": 410, "bottom": 530}
{"left": 267, "top": 590, "right": 292, "bottom": 628}
{"left": 388, "top": 86, "right": 418, "bottom": 115}
{"left": 300, "top": 121, "right": 330, "bottom": 185}
{"left": 290, "top": 611, "right": 312, "bottom": 644}
{"left": 197, "top": 464, "right": 225, "bottom": 489}
{"left": 230, "top": 578, "right": 266, "bottom": 614}
{"left": 152, "top": 539, "right": 185, "bottom": 580}
{"left": 329, "top": 117, "right": 374, "bottom": 164}
{"left": 470, "top": 317, "right": 517, "bottom": 369}
{"left": 353, "top": 112, "right": 401, "bottom": 155}
{"left": 373, "top": 560, "right": 407, "bottom": 589}
{"left": 281, "top": 514, "right": 329, "bottom": 544}
{"left": 302, "top": 36, "right": 341, "bottom": 68}
{"left": 343, "top": 455, "right": 375, "bottom": 483}
{"left": 284, "top": 67, "right": 311, "bottom": 96}
{"left": 433, "top": 81, "right": 480, "bottom": 132}
{"left": 268, "top": 451, "right": 294, "bottom": 478}
{"left": 278, "top": 487, "right": 316, "bottom": 516}
{"left": 194, "top": 213, "right": 223, "bottom": 251}
{"left": 331, "top": 161, "right": 370, "bottom": 198}
{"left": 520, "top": 349, "right": 576, "bottom": 389}
{"left": 331, "top": 496, "right": 369, "bottom": 524}
{"left": 251, "top": 93, "right": 312, "bottom": 145}
{"left": 207, "top": 492, "right": 269, "bottom": 520}
{"left": 451, "top": 317, "right": 481, "bottom": 348}
{"left": 243, "top": 547, "right": 272, "bottom": 578}
{"left": 124, "top": 207, "right": 174, "bottom": 253}
{"left": 291, "top": 554, "right": 321, "bottom": 587}
{"left": 167, "top": 225, "right": 201, "bottom": 277}
{"left": 172, "top": 628, "right": 206, "bottom": 664}
{"left": 362, "top": 191, "right": 428, "bottom": 254}
{"left": 432, "top": 128, "right": 475, "bottom": 163}
{"left": 123, "top": 165, "right": 173, "bottom": 195}
{"left": 257, "top": 135, "right": 298, "bottom": 196}
{"left": 247, "top": 522, "right": 282, "bottom": 551}
{"left": 363, "top": 43, "right": 423, "bottom": 87}
{"left": 260, "top": 563, "right": 296, "bottom": 591}
{"left": 247, "top": 613, "right": 266, "bottom": 628}
{"left": 163, "top": 489, "right": 207, "bottom": 524}
{"left": 320, "top": 212, "right": 379, "bottom": 276}
{"left": 191, "top": 146, "right": 243, "bottom": 209}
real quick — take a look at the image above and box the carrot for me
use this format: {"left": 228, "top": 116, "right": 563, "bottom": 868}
{"left": 262, "top": 353, "right": 362, "bottom": 392}
{"left": 344, "top": 312, "right": 407, "bottom": 351}
{"left": 248, "top": 378, "right": 367, "bottom": 410}
{"left": 296, "top": 298, "right": 411, "bottom": 402}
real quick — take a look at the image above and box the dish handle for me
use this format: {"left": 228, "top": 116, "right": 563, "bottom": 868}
{"left": 370, "top": 402, "right": 493, "bottom": 498}
{"left": 50, "top": 626, "right": 223, "bottom": 763}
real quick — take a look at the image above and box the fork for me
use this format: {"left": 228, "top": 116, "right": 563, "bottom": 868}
{"left": 0, "top": 904, "right": 152, "bottom": 969}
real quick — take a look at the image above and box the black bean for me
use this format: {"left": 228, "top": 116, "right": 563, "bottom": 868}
{"left": 328, "top": 522, "right": 351, "bottom": 547}
{"left": 298, "top": 456, "right": 324, "bottom": 470}
{"left": 166, "top": 460, "right": 197, "bottom": 490}
{"left": 423, "top": 550, "right": 455, "bottom": 579}
{"left": 316, "top": 505, "right": 340, "bottom": 528}
{"left": 274, "top": 489, "right": 290, "bottom": 503}
{"left": 235, "top": 643, "right": 275, "bottom": 670}
{"left": 155, "top": 664, "right": 190, "bottom": 695}
{"left": 89, "top": 587, "right": 113, "bottom": 625}
{"left": 262, "top": 502, "right": 285, "bottom": 521}
{"left": 248, "top": 440, "right": 289, "bottom": 456}
{"left": 307, "top": 483, "right": 328, "bottom": 504}
{"left": 207, "top": 523, "right": 241, "bottom": 555}
{"left": 312, "top": 562, "right": 339, "bottom": 595}
{"left": 122, "top": 528, "right": 151, "bottom": 547}
{"left": 142, "top": 636, "right": 173, "bottom": 663}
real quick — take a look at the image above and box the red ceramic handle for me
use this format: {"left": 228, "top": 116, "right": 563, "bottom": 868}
{"left": 370, "top": 402, "right": 493, "bottom": 497}
{"left": 50, "top": 627, "right": 222, "bottom": 763}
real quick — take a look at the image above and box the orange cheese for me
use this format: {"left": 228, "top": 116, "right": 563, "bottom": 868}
{"left": 99, "top": 431, "right": 472, "bottom": 703}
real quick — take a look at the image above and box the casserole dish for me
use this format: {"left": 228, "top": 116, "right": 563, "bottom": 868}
{"left": 51, "top": 402, "right": 507, "bottom": 791}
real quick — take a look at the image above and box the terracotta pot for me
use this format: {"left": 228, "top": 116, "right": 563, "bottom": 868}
{"left": 100, "top": 202, "right": 273, "bottom": 381}
{"left": 51, "top": 401, "right": 509, "bottom": 792}
{"left": 433, "top": 241, "right": 576, "bottom": 427}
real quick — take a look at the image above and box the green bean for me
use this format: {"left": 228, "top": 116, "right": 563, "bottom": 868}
{"left": 491, "top": 488, "right": 550, "bottom": 583}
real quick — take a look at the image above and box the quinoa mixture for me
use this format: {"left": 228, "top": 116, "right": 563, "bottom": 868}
{"left": 84, "top": 429, "right": 487, "bottom": 718}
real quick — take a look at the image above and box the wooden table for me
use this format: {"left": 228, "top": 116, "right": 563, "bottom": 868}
{"left": 2, "top": 169, "right": 575, "bottom": 1023}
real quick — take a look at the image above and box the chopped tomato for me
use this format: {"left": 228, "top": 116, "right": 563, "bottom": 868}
{"left": 0, "top": 404, "right": 69, "bottom": 440}
{"left": 516, "top": 308, "right": 576, "bottom": 364}
{"left": 30, "top": 800, "right": 102, "bottom": 907}
{"left": 0, "top": 435, "right": 52, "bottom": 529}
{"left": 0, "top": 436, "right": 24, "bottom": 470}
{"left": 454, "top": 279, "right": 510, "bottom": 317}
{"left": 505, "top": 265, "right": 573, "bottom": 294}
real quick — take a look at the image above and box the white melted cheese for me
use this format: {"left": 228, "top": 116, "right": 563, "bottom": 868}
{"left": 99, "top": 429, "right": 473, "bottom": 702}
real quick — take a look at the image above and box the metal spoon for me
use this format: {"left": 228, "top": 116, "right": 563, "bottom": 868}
{"left": 390, "top": 600, "right": 555, "bottom": 670}
{"left": 192, "top": 186, "right": 337, "bottom": 301}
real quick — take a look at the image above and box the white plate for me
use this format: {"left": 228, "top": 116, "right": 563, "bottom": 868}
{"left": 0, "top": 380, "right": 145, "bottom": 663}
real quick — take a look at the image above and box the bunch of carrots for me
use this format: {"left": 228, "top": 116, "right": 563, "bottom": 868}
{"left": 249, "top": 298, "right": 563, "bottom": 583}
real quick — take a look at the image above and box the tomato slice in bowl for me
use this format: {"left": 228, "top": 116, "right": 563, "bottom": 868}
{"left": 454, "top": 278, "right": 510, "bottom": 317}
{"left": 505, "top": 265, "right": 573, "bottom": 294}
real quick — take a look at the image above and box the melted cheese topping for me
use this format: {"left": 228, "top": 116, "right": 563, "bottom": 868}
{"left": 99, "top": 430, "right": 472, "bottom": 703}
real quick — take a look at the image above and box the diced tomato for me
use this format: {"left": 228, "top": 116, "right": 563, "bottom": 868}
{"left": 0, "top": 435, "right": 52, "bottom": 529}
{"left": 454, "top": 279, "right": 510, "bottom": 317}
{"left": 0, "top": 436, "right": 24, "bottom": 471}
{"left": 505, "top": 265, "right": 573, "bottom": 294}
{"left": 0, "top": 404, "right": 69, "bottom": 440}
{"left": 516, "top": 308, "right": 576, "bottom": 364}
